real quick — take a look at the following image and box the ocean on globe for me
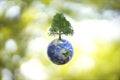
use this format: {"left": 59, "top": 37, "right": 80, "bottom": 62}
{"left": 47, "top": 39, "right": 73, "bottom": 65}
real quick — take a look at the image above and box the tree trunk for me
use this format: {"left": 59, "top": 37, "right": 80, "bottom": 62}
{"left": 59, "top": 30, "right": 61, "bottom": 40}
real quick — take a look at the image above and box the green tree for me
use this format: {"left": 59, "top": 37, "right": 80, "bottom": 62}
{"left": 49, "top": 13, "right": 74, "bottom": 40}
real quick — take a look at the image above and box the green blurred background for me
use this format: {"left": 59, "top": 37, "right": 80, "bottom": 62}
{"left": 0, "top": 0, "right": 120, "bottom": 80}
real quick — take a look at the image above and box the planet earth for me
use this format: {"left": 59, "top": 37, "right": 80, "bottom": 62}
{"left": 47, "top": 39, "right": 73, "bottom": 65}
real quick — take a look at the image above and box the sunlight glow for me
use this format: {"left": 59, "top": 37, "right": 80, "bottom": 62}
{"left": 70, "top": 18, "right": 120, "bottom": 55}
{"left": 70, "top": 55, "right": 95, "bottom": 73}
{"left": 27, "top": 37, "right": 48, "bottom": 54}
{"left": 79, "top": 55, "right": 95, "bottom": 70}
{"left": 2, "top": 69, "right": 13, "bottom": 80}
{"left": 5, "top": 39, "right": 17, "bottom": 53}
{"left": 0, "top": 1, "right": 7, "bottom": 15}
{"left": 20, "top": 59, "right": 48, "bottom": 80}
{"left": 68, "top": 16, "right": 120, "bottom": 70}
{"left": 5, "top": 6, "right": 20, "bottom": 19}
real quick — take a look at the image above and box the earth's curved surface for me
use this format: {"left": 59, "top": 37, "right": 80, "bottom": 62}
{"left": 47, "top": 39, "right": 73, "bottom": 65}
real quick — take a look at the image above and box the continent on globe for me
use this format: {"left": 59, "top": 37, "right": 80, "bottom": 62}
{"left": 47, "top": 39, "right": 73, "bottom": 65}
{"left": 61, "top": 49, "right": 70, "bottom": 59}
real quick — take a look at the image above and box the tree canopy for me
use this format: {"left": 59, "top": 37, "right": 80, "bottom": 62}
{"left": 49, "top": 13, "right": 74, "bottom": 39}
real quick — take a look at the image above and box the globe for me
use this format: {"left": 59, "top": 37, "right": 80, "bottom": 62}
{"left": 47, "top": 39, "right": 73, "bottom": 65}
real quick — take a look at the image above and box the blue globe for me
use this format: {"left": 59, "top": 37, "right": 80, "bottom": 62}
{"left": 47, "top": 39, "right": 73, "bottom": 65}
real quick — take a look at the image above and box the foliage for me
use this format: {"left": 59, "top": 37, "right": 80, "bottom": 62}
{"left": 49, "top": 13, "right": 73, "bottom": 39}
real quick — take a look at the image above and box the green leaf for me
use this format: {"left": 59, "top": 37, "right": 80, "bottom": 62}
{"left": 49, "top": 13, "right": 74, "bottom": 38}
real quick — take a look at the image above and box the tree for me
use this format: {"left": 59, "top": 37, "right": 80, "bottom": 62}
{"left": 49, "top": 13, "right": 74, "bottom": 40}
